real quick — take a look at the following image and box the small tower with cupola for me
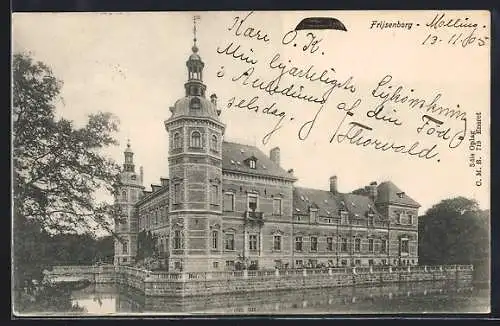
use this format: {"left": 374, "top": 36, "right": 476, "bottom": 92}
{"left": 164, "top": 16, "right": 226, "bottom": 271}
{"left": 114, "top": 140, "right": 144, "bottom": 266}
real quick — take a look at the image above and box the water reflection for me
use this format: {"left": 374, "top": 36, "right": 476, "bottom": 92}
{"left": 67, "top": 278, "right": 489, "bottom": 314}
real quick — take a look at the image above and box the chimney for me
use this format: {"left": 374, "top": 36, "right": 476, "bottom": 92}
{"left": 270, "top": 147, "right": 280, "bottom": 166}
{"left": 140, "top": 166, "right": 144, "bottom": 184}
{"left": 368, "top": 181, "right": 378, "bottom": 200}
{"left": 210, "top": 94, "right": 221, "bottom": 116}
{"left": 329, "top": 176, "right": 338, "bottom": 194}
{"left": 210, "top": 93, "right": 218, "bottom": 106}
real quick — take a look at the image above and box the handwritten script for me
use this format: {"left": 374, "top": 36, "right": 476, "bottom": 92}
{"left": 215, "top": 11, "right": 480, "bottom": 162}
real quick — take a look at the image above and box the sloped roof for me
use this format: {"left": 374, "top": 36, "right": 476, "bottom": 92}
{"left": 169, "top": 96, "right": 220, "bottom": 121}
{"left": 293, "top": 187, "right": 384, "bottom": 219}
{"left": 293, "top": 187, "right": 380, "bottom": 218}
{"left": 222, "top": 141, "right": 295, "bottom": 180}
{"left": 376, "top": 181, "right": 420, "bottom": 207}
{"left": 293, "top": 187, "right": 342, "bottom": 216}
{"left": 342, "top": 193, "right": 381, "bottom": 219}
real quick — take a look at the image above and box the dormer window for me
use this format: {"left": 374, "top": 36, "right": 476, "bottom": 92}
{"left": 249, "top": 159, "right": 256, "bottom": 169}
{"left": 368, "top": 213, "right": 375, "bottom": 225}
{"left": 190, "top": 97, "right": 201, "bottom": 111}
{"left": 340, "top": 211, "right": 349, "bottom": 224}
{"left": 310, "top": 208, "right": 319, "bottom": 224}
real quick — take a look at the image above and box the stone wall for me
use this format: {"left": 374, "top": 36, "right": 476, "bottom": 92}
{"left": 45, "top": 264, "right": 473, "bottom": 298}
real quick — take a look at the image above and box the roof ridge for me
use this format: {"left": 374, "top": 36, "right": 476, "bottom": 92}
{"left": 295, "top": 186, "right": 337, "bottom": 193}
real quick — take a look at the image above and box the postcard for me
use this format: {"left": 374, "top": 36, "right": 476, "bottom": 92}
{"left": 12, "top": 10, "right": 490, "bottom": 316}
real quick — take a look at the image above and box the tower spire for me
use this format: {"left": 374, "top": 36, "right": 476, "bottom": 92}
{"left": 123, "top": 139, "right": 135, "bottom": 172}
{"left": 192, "top": 15, "right": 200, "bottom": 53}
{"left": 185, "top": 15, "right": 205, "bottom": 96}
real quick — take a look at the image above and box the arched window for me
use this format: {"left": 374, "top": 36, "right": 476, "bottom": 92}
{"left": 173, "top": 132, "right": 181, "bottom": 149}
{"left": 191, "top": 131, "right": 202, "bottom": 148}
{"left": 211, "top": 134, "right": 218, "bottom": 151}
{"left": 121, "top": 190, "right": 127, "bottom": 201}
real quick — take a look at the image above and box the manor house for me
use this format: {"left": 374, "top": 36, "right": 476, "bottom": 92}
{"left": 113, "top": 25, "right": 420, "bottom": 272}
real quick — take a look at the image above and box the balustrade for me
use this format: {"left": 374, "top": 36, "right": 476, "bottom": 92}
{"left": 46, "top": 264, "right": 473, "bottom": 286}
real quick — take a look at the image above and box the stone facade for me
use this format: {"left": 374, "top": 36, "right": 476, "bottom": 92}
{"left": 114, "top": 142, "right": 144, "bottom": 265}
{"left": 113, "top": 33, "right": 420, "bottom": 272}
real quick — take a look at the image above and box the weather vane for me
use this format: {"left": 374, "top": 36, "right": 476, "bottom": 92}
{"left": 193, "top": 15, "right": 201, "bottom": 47}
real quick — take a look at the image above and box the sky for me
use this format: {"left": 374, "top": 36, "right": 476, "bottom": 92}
{"left": 12, "top": 11, "right": 490, "bottom": 214}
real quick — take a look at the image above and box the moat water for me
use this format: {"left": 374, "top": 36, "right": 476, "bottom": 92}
{"left": 21, "top": 279, "right": 489, "bottom": 315}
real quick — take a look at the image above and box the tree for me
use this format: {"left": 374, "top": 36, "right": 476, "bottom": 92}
{"left": 12, "top": 52, "right": 122, "bottom": 289}
{"left": 418, "top": 197, "right": 490, "bottom": 276}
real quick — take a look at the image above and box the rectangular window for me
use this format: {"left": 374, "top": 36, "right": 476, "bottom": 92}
{"left": 408, "top": 215, "right": 414, "bottom": 225}
{"left": 341, "top": 259, "right": 348, "bottom": 266}
{"left": 327, "top": 237, "right": 333, "bottom": 251}
{"left": 401, "top": 238, "right": 409, "bottom": 254}
{"left": 249, "top": 234, "right": 258, "bottom": 251}
{"left": 295, "top": 260, "right": 303, "bottom": 268}
{"left": 354, "top": 238, "right": 361, "bottom": 252}
{"left": 273, "top": 235, "right": 282, "bottom": 251}
{"left": 341, "top": 238, "right": 348, "bottom": 252}
{"left": 212, "top": 230, "right": 218, "bottom": 250}
{"left": 295, "top": 237, "right": 303, "bottom": 251}
{"left": 122, "top": 240, "right": 128, "bottom": 254}
{"left": 223, "top": 193, "right": 234, "bottom": 211}
{"left": 225, "top": 233, "right": 235, "bottom": 250}
{"left": 248, "top": 194, "right": 258, "bottom": 211}
{"left": 381, "top": 239, "right": 387, "bottom": 253}
{"left": 310, "top": 236, "right": 318, "bottom": 252}
{"left": 368, "top": 259, "right": 374, "bottom": 266}
{"left": 173, "top": 230, "right": 182, "bottom": 249}
{"left": 355, "top": 259, "right": 361, "bottom": 266}
{"left": 368, "top": 238, "right": 374, "bottom": 252}
{"left": 273, "top": 198, "right": 282, "bottom": 215}
{"left": 174, "top": 183, "right": 181, "bottom": 204}
{"left": 225, "top": 260, "right": 235, "bottom": 269}
{"left": 210, "top": 185, "right": 219, "bottom": 205}
{"left": 213, "top": 262, "right": 219, "bottom": 269}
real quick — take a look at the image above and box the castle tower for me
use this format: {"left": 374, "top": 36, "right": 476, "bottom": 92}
{"left": 164, "top": 16, "right": 226, "bottom": 271}
{"left": 114, "top": 140, "right": 144, "bottom": 266}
